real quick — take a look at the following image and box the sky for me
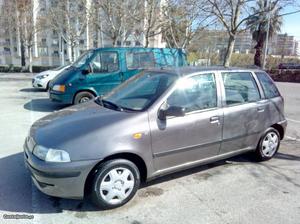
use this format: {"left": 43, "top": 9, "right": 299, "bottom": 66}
{"left": 281, "top": 6, "right": 300, "bottom": 40}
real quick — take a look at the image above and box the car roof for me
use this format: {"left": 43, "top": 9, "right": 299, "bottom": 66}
{"left": 145, "top": 66, "right": 264, "bottom": 77}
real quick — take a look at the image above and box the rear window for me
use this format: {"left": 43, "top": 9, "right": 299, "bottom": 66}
{"left": 126, "top": 51, "right": 155, "bottom": 69}
{"left": 222, "top": 72, "right": 260, "bottom": 105}
{"left": 256, "top": 72, "right": 280, "bottom": 99}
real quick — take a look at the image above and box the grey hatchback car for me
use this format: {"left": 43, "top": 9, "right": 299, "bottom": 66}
{"left": 24, "top": 67, "right": 287, "bottom": 209}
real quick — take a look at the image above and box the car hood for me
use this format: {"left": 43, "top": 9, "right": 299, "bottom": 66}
{"left": 34, "top": 70, "right": 51, "bottom": 78}
{"left": 30, "top": 100, "right": 136, "bottom": 149}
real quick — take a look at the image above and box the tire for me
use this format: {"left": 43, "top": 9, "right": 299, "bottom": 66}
{"left": 74, "top": 91, "right": 95, "bottom": 105}
{"left": 254, "top": 127, "right": 280, "bottom": 161}
{"left": 46, "top": 82, "right": 50, "bottom": 91}
{"left": 90, "top": 159, "right": 140, "bottom": 209}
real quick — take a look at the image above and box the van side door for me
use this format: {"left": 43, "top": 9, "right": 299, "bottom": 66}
{"left": 219, "top": 71, "right": 267, "bottom": 154}
{"left": 85, "top": 51, "right": 122, "bottom": 95}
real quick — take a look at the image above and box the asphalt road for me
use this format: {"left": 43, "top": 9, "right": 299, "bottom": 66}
{"left": 0, "top": 73, "right": 299, "bottom": 224}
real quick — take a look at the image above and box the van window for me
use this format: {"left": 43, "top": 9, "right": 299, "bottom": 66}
{"left": 126, "top": 52, "right": 155, "bottom": 69}
{"left": 167, "top": 73, "right": 217, "bottom": 113}
{"left": 222, "top": 72, "right": 260, "bottom": 105}
{"left": 90, "top": 51, "right": 119, "bottom": 73}
{"left": 255, "top": 72, "right": 280, "bottom": 98}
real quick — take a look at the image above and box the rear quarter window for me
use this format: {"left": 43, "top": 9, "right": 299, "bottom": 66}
{"left": 255, "top": 72, "right": 280, "bottom": 98}
{"left": 126, "top": 51, "right": 155, "bottom": 69}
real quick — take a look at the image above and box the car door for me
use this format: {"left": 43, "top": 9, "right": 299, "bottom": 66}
{"left": 219, "top": 71, "right": 267, "bottom": 154}
{"left": 85, "top": 51, "right": 122, "bottom": 95}
{"left": 149, "top": 73, "right": 223, "bottom": 172}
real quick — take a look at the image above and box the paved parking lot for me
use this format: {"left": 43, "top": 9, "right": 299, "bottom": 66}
{"left": 0, "top": 73, "right": 299, "bottom": 224}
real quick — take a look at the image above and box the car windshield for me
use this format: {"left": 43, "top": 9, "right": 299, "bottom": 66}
{"left": 52, "top": 64, "right": 69, "bottom": 71}
{"left": 72, "top": 51, "right": 93, "bottom": 68}
{"left": 99, "top": 71, "right": 178, "bottom": 111}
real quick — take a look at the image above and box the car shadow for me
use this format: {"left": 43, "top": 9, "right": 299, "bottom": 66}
{"left": 274, "top": 152, "right": 300, "bottom": 161}
{"left": 23, "top": 99, "right": 67, "bottom": 112}
{"left": 20, "top": 88, "right": 46, "bottom": 93}
{"left": 0, "top": 152, "right": 252, "bottom": 214}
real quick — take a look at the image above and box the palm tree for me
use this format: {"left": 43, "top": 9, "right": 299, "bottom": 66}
{"left": 247, "top": 0, "right": 282, "bottom": 67}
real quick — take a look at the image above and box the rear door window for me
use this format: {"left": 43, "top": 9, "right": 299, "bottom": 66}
{"left": 255, "top": 72, "right": 280, "bottom": 98}
{"left": 126, "top": 51, "right": 155, "bottom": 69}
{"left": 222, "top": 72, "right": 260, "bottom": 105}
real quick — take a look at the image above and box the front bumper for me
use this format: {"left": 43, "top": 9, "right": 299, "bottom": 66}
{"left": 32, "top": 78, "right": 47, "bottom": 89}
{"left": 24, "top": 142, "right": 99, "bottom": 199}
{"left": 49, "top": 91, "right": 73, "bottom": 104}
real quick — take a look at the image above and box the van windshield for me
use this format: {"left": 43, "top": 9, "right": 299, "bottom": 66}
{"left": 72, "top": 51, "right": 93, "bottom": 68}
{"left": 98, "top": 71, "right": 177, "bottom": 111}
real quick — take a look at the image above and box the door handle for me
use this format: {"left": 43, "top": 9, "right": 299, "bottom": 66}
{"left": 120, "top": 72, "right": 124, "bottom": 82}
{"left": 257, "top": 107, "right": 265, "bottom": 112}
{"left": 210, "top": 116, "right": 220, "bottom": 124}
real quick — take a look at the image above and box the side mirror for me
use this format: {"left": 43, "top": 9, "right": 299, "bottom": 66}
{"left": 158, "top": 106, "right": 185, "bottom": 120}
{"left": 82, "top": 68, "right": 90, "bottom": 75}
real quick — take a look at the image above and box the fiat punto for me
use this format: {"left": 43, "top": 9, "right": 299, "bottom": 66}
{"left": 24, "top": 67, "right": 287, "bottom": 209}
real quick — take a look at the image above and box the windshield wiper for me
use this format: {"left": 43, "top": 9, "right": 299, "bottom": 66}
{"left": 95, "top": 97, "right": 123, "bottom": 111}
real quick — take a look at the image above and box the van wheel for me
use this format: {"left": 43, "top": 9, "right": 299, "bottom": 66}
{"left": 90, "top": 159, "right": 140, "bottom": 209}
{"left": 255, "top": 127, "right": 280, "bottom": 161}
{"left": 74, "top": 91, "right": 95, "bottom": 104}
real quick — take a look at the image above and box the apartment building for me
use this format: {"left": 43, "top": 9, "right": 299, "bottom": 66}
{"left": 195, "top": 30, "right": 253, "bottom": 55}
{"left": 0, "top": 0, "right": 166, "bottom": 67}
{"left": 268, "top": 34, "right": 299, "bottom": 57}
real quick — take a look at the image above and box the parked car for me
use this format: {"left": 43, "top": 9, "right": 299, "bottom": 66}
{"left": 24, "top": 67, "right": 287, "bottom": 209}
{"left": 32, "top": 64, "right": 70, "bottom": 90}
{"left": 49, "top": 47, "right": 187, "bottom": 104}
{"left": 278, "top": 63, "right": 300, "bottom": 69}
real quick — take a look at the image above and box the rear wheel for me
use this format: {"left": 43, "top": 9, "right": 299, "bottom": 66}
{"left": 90, "top": 159, "right": 140, "bottom": 209}
{"left": 255, "top": 127, "right": 280, "bottom": 161}
{"left": 74, "top": 91, "right": 95, "bottom": 104}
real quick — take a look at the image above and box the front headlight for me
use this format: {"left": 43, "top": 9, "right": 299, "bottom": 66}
{"left": 52, "top": 84, "right": 66, "bottom": 92}
{"left": 33, "top": 145, "right": 71, "bottom": 162}
{"left": 37, "top": 74, "right": 49, "bottom": 79}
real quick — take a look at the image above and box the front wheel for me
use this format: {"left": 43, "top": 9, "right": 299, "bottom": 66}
{"left": 255, "top": 127, "right": 280, "bottom": 161}
{"left": 74, "top": 91, "right": 95, "bottom": 105}
{"left": 90, "top": 159, "right": 140, "bottom": 209}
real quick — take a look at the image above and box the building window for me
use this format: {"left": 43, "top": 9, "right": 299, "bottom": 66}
{"left": 4, "top": 47, "right": 11, "bottom": 54}
{"left": 38, "top": 47, "right": 48, "bottom": 56}
{"left": 135, "top": 41, "right": 141, "bottom": 46}
{"left": 116, "top": 41, "right": 121, "bottom": 46}
{"left": 79, "top": 40, "right": 85, "bottom": 45}
{"left": 53, "top": 50, "right": 59, "bottom": 57}
{"left": 41, "top": 38, "right": 47, "bottom": 45}
{"left": 52, "top": 39, "right": 58, "bottom": 45}
{"left": 125, "top": 41, "right": 131, "bottom": 46}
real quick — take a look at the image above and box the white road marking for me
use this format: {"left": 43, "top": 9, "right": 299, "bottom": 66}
{"left": 31, "top": 181, "right": 41, "bottom": 224}
{"left": 286, "top": 136, "right": 300, "bottom": 142}
{"left": 287, "top": 118, "right": 300, "bottom": 124}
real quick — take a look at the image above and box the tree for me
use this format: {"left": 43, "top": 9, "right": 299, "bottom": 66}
{"left": 247, "top": 0, "right": 282, "bottom": 67}
{"left": 1, "top": 0, "right": 43, "bottom": 71}
{"left": 92, "top": 0, "right": 141, "bottom": 46}
{"left": 207, "top": 0, "right": 258, "bottom": 67}
{"left": 139, "top": 0, "right": 166, "bottom": 47}
{"left": 163, "top": 0, "right": 214, "bottom": 49}
{"left": 45, "top": 0, "right": 92, "bottom": 62}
